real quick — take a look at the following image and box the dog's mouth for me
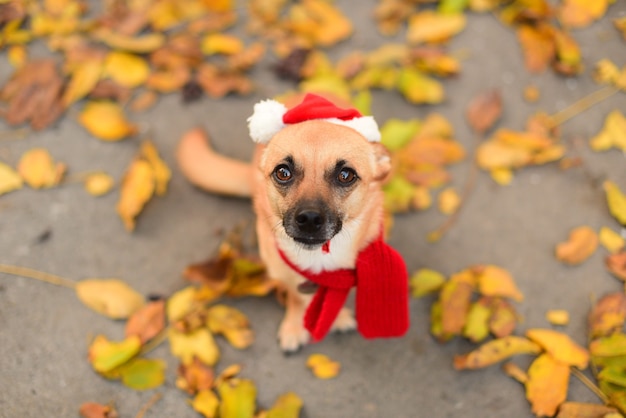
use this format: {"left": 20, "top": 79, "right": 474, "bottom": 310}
{"left": 283, "top": 200, "right": 342, "bottom": 251}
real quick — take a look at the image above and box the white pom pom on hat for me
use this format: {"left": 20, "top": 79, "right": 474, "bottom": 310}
{"left": 247, "top": 93, "right": 381, "bottom": 144}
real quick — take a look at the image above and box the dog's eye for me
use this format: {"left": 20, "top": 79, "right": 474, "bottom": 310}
{"left": 273, "top": 165, "right": 293, "bottom": 183}
{"left": 337, "top": 167, "right": 357, "bottom": 185}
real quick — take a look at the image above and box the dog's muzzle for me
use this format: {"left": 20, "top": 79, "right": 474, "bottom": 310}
{"left": 283, "top": 200, "right": 342, "bottom": 249}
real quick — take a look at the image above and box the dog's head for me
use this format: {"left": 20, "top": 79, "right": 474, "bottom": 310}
{"left": 259, "top": 120, "right": 391, "bottom": 250}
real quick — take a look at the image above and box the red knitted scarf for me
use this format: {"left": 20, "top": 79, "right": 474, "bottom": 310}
{"left": 278, "top": 235, "right": 409, "bottom": 341}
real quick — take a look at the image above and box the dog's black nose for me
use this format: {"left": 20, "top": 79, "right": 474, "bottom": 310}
{"left": 295, "top": 210, "right": 324, "bottom": 233}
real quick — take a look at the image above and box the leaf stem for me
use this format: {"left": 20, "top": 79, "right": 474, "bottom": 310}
{"left": 549, "top": 86, "right": 619, "bottom": 128}
{"left": 139, "top": 327, "right": 169, "bottom": 356}
{"left": 134, "top": 392, "right": 162, "bottom": 418}
{"left": 571, "top": 367, "right": 609, "bottom": 404}
{"left": 0, "top": 263, "right": 76, "bottom": 289}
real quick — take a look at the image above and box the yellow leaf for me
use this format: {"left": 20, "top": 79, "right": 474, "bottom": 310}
{"left": 75, "top": 278, "right": 145, "bottom": 319}
{"left": 130, "top": 90, "right": 158, "bottom": 112}
{"left": 116, "top": 159, "right": 155, "bottom": 231}
{"left": 559, "top": 0, "right": 609, "bottom": 29}
{"left": 557, "top": 402, "right": 620, "bottom": 418}
{"left": 192, "top": 390, "right": 219, "bottom": 418}
{"left": 516, "top": 24, "right": 555, "bottom": 73}
{"left": 206, "top": 305, "right": 254, "bottom": 349}
{"left": 88, "top": 334, "right": 141, "bottom": 373}
{"left": 169, "top": 328, "right": 220, "bottom": 366}
{"left": 62, "top": 60, "right": 103, "bottom": 107}
{"left": 502, "top": 362, "right": 529, "bottom": 384}
{"left": 118, "top": 358, "right": 166, "bottom": 390}
{"left": 218, "top": 377, "right": 257, "bottom": 418}
{"left": 590, "top": 110, "right": 626, "bottom": 152}
{"left": 104, "top": 52, "right": 150, "bottom": 88}
{"left": 526, "top": 328, "right": 589, "bottom": 369}
{"left": 453, "top": 336, "right": 542, "bottom": 370}
{"left": 140, "top": 141, "right": 171, "bottom": 196}
{"left": 410, "top": 268, "right": 446, "bottom": 298}
{"left": 546, "top": 309, "right": 570, "bottom": 326}
{"left": 79, "top": 101, "right": 137, "bottom": 141}
{"left": 600, "top": 227, "right": 626, "bottom": 254}
{"left": 202, "top": 33, "right": 244, "bottom": 55}
{"left": 17, "top": 148, "right": 66, "bottom": 189}
{"left": 306, "top": 353, "right": 341, "bottom": 379}
{"left": 476, "top": 265, "right": 524, "bottom": 302}
{"left": 84, "top": 172, "right": 114, "bottom": 196}
{"left": 588, "top": 293, "right": 626, "bottom": 339}
{"left": 7, "top": 45, "right": 28, "bottom": 69}
{"left": 407, "top": 11, "right": 466, "bottom": 44}
{"left": 605, "top": 181, "right": 626, "bottom": 226}
{"left": 590, "top": 333, "right": 626, "bottom": 358}
{"left": 93, "top": 29, "right": 166, "bottom": 53}
{"left": 438, "top": 187, "right": 460, "bottom": 215}
{"left": 462, "top": 298, "right": 492, "bottom": 343}
{"left": 555, "top": 225, "right": 599, "bottom": 265}
{"left": 523, "top": 84, "right": 540, "bottom": 103}
{"left": 0, "top": 162, "right": 23, "bottom": 195}
{"left": 397, "top": 68, "right": 444, "bottom": 104}
{"left": 525, "top": 354, "right": 570, "bottom": 417}
{"left": 167, "top": 286, "right": 201, "bottom": 322}
{"left": 476, "top": 140, "right": 531, "bottom": 170}
{"left": 490, "top": 168, "right": 513, "bottom": 185}
{"left": 265, "top": 392, "right": 303, "bottom": 418}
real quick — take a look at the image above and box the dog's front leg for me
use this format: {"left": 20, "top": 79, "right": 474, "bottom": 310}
{"left": 278, "top": 289, "right": 311, "bottom": 353}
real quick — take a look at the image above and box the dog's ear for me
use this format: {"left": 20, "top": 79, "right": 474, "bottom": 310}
{"left": 372, "top": 143, "right": 392, "bottom": 182}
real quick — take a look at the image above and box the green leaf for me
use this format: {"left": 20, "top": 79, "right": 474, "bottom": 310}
{"left": 397, "top": 69, "right": 444, "bottom": 105}
{"left": 89, "top": 335, "right": 141, "bottom": 373}
{"left": 604, "top": 181, "right": 626, "bottom": 226}
{"left": 119, "top": 358, "right": 166, "bottom": 390}
{"left": 380, "top": 118, "right": 421, "bottom": 151}
{"left": 410, "top": 268, "right": 446, "bottom": 298}
{"left": 462, "top": 299, "right": 492, "bottom": 343}
{"left": 439, "top": 0, "right": 469, "bottom": 14}
{"left": 218, "top": 378, "right": 257, "bottom": 418}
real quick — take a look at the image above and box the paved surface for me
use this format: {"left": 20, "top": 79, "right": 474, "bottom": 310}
{"left": 1, "top": 1, "right": 625, "bottom": 417}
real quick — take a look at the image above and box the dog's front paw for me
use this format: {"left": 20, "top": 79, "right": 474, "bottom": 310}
{"left": 278, "top": 318, "right": 310, "bottom": 353}
{"left": 331, "top": 307, "right": 357, "bottom": 333}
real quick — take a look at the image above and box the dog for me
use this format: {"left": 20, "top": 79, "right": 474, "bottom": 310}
{"left": 177, "top": 94, "right": 409, "bottom": 352}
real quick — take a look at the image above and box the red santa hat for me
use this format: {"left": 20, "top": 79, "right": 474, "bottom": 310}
{"left": 247, "top": 93, "right": 381, "bottom": 144}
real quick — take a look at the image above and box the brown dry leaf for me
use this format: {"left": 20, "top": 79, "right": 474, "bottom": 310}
{"left": 0, "top": 162, "right": 24, "bottom": 196}
{"left": 176, "top": 358, "right": 215, "bottom": 395}
{"left": 466, "top": 89, "right": 502, "bottom": 134}
{"left": 125, "top": 300, "right": 165, "bottom": 344}
{"left": 552, "top": 29, "right": 583, "bottom": 76}
{"left": 438, "top": 187, "right": 461, "bottom": 215}
{"left": 439, "top": 270, "right": 475, "bottom": 335}
{"left": 526, "top": 328, "right": 589, "bottom": 368}
{"left": 84, "top": 172, "right": 114, "bottom": 196}
{"left": 556, "top": 402, "right": 620, "bottom": 418}
{"left": 590, "top": 111, "right": 626, "bottom": 153}
{"left": 0, "top": 59, "right": 64, "bottom": 130}
{"left": 604, "top": 181, "right": 626, "bottom": 226}
{"left": 489, "top": 298, "right": 518, "bottom": 338}
{"left": 79, "top": 402, "right": 118, "bottom": 418}
{"left": 453, "top": 336, "right": 542, "bottom": 370}
{"left": 306, "top": 353, "right": 340, "bottom": 379}
{"left": 373, "top": 0, "right": 414, "bottom": 36}
{"left": 17, "top": 148, "right": 66, "bottom": 189}
{"left": 407, "top": 10, "right": 466, "bottom": 44}
{"left": 76, "top": 278, "right": 145, "bottom": 319}
{"left": 130, "top": 90, "right": 158, "bottom": 112}
{"left": 287, "top": 0, "right": 353, "bottom": 47}
{"left": 196, "top": 64, "right": 253, "bottom": 99}
{"left": 147, "top": 67, "right": 191, "bottom": 93}
{"left": 88, "top": 80, "right": 132, "bottom": 103}
{"left": 559, "top": 0, "right": 610, "bottom": 29}
{"left": 588, "top": 292, "right": 626, "bottom": 339}
{"left": 600, "top": 227, "right": 625, "bottom": 254}
{"left": 206, "top": 304, "right": 254, "bottom": 349}
{"left": 116, "top": 159, "right": 155, "bottom": 231}
{"left": 475, "top": 265, "right": 524, "bottom": 302}
{"left": 79, "top": 101, "right": 137, "bottom": 141}
{"left": 555, "top": 226, "right": 599, "bottom": 265}
{"left": 615, "top": 17, "right": 626, "bottom": 40}
{"left": 606, "top": 252, "right": 626, "bottom": 282}
{"left": 517, "top": 24, "right": 555, "bottom": 73}
{"left": 546, "top": 310, "right": 570, "bottom": 326}
{"left": 525, "top": 354, "right": 570, "bottom": 418}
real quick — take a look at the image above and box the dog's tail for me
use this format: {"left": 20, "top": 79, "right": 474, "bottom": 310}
{"left": 176, "top": 128, "right": 253, "bottom": 198}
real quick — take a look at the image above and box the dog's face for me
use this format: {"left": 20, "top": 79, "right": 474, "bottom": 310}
{"left": 259, "top": 120, "right": 391, "bottom": 250}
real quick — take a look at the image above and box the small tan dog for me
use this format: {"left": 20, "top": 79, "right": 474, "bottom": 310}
{"left": 178, "top": 94, "right": 409, "bottom": 352}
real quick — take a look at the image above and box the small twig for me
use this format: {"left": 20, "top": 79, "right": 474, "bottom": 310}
{"left": 0, "top": 128, "right": 30, "bottom": 141}
{"left": 571, "top": 367, "right": 609, "bottom": 404}
{"left": 0, "top": 263, "right": 76, "bottom": 289}
{"left": 134, "top": 392, "right": 162, "bottom": 418}
{"left": 549, "top": 85, "right": 620, "bottom": 128}
{"left": 139, "top": 327, "right": 169, "bottom": 356}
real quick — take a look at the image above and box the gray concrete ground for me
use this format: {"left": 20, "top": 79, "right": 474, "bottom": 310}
{"left": 1, "top": 1, "right": 626, "bottom": 417}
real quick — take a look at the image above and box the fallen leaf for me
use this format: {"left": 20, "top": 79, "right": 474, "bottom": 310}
{"left": 93, "top": 30, "right": 166, "bottom": 53}
{"left": 525, "top": 354, "right": 570, "bottom": 418}
{"left": 76, "top": 278, "right": 145, "bottom": 319}
{"left": 117, "top": 358, "right": 166, "bottom": 390}
{"left": 88, "top": 335, "right": 141, "bottom": 373}
{"left": 125, "top": 300, "right": 165, "bottom": 344}
{"left": 604, "top": 181, "right": 626, "bottom": 226}
{"left": 439, "top": 270, "right": 475, "bottom": 335}
{"left": 116, "top": 159, "right": 155, "bottom": 231}
{"left": 475, "top": 265, "right": 524, "bottom": 301}
{"left": 201, "top": 33, "right": 243, "bottom": 55}
{"left": 380, "top": 118, "right": 421, "bottom": 151}
{"left": 606, "top": 252, "right": 626, "bottom": 282}
{"left": 559, "top": 0, "right": 609, "bottom": 29}
{"left": 84, "top": 172, "right": 114, "bottom": 196}
{"left": 546, "top": 309, "right": 570, "bottom": 326}
{"left": 104, "top": 51, "right": 150, "bottom": 88}
{"left": 79, "top": 402, "right": 118, "bottom": 418}
{"left": 409, "top": 268, "right": 446, "bottom": 298}
{"left": 396, "top": 68, "right": 444, "bottom": 104}
{"left": 598, "top": 366, "right": 626, "bottom": 390}
{"left": 169, "top": 328, "right": 220, "bottom": 366}
{"left": 489, "top": 298, "right": 518, "bottom": 338}
{"left": 430, "top": 300, "right": 453, "bottom": 343}
{"left": 555, "top": 225, "right": 599, "bottom": 265}
{"left": 7, "top": 45, "right": 27, "bottom": 69}
{"left": 588, "top": 293, "right": 626, "bottom": 339}
{"left": 130, "top": 90, "right": 158, "bottom": 112}
{"left": 590, "top": 110, "right": 626, "bottom": 153}
{"left": 192, "top": 389, "right": 219, "bottom": 418}
{"left": 502, "top": 362, "right": 529, "bottom": 384}
{"left": 167, "top": 286, "right": 202, "bottom": 322}
{"left": 556, "top": 402, "right": 619, "bottom": 418}
{"left": 17, "top": 148, "right": 66, "bottom": 189}
{"left": 0, "top": 162, "right": 23, "bottom": 195}
{"left": 62, "top": 60, "right": 103, "bottom": 107}
{"left": 407, "top": 10, "right": 466, "bottom": 44}
{"left": 177, "top": 358, "right": 215, "bottom": 395}
{"left": 206, "top": 304, "right": 254, "bottom": 349}
{"left": 453, "top": 336, "right": 542, "bottom": 370}
{"left": 438, "top": 187, "right": 461, "bottom": 215}
{"left": 218, "top": 377, "right": 257, "bottom": 418}
{"left": 265, "top": 392, "right": 304, "bottom": 418}
{"left": 526, "top": 328, "right": 589, "bottom": 368}
{"left": 552, "top": 29, "right": 583, "bottom": 76}
{"left": 79, "top": 101, "right": 137, "bottom": 141}
{"left": 523, "top": 85, "right": 540, "bottom": 103}
{"left": 140, "top": 140, "right": 170, "bottom": 196}
{"left": 590, "top": 333, "right": 626, "bottom": 358}
{"left": 466, "top": 89, "right": 502, "bottom": 134}
{"left": 463, "top": 298, "right": 492, "bottom": 343}
{"left": 517, "top": 24, "right": 555, "bottom": 73}
{"left": 306, "top": 353, "right": 341, "bottom": 379}
{"left": 600, "top": 227, "right": 625, "bottom": 254}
